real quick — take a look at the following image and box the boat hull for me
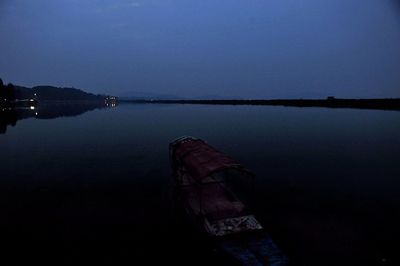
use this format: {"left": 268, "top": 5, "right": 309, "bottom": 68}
{"left": 219, "top": 232, "right": 289, "bottom": 266}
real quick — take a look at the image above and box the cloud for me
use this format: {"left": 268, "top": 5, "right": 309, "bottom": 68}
{"left": 110, "top": 1, "right": 141, "bottom": 10}
{"left": 93, "top": 1, "right": 141, "bottom": 13}
{"left": 129, "top": 2, "right": 141, "bottom": 7}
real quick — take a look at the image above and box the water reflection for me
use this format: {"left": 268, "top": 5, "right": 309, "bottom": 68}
{"left": 0, "top": 108, "right": 18, "bottom": 134}
{"left": 0, "top": 101, "right": 118, "bottom": 134}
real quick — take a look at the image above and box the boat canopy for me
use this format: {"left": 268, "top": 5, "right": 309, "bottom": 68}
{"left": 171, "top": 137, "right": 253, "bottom": 182}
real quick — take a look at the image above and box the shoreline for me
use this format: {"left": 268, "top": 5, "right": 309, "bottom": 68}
{"left": 120, "top": 98, "right": 400, "bottom": 111}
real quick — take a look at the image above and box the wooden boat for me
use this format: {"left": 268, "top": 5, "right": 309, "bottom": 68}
{"left": 169, "top": 136, "right": 288, "bottom": 265}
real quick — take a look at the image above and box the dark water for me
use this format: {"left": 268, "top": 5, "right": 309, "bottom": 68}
{"left": 1, "top": 104, "right": 399, "bottom": 265}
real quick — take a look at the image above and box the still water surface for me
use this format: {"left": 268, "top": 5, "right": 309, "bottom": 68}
{"left": 1, "top": 104, "right": 399, "bottom": 265}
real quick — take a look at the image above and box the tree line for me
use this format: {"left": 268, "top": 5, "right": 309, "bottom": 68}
{"left": 0, "top": 78, "right": 16, "bottom": 103}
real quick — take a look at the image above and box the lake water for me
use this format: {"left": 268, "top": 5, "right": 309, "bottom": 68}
{"left": 1, "top": 103, "right": 399, "bottom": 265}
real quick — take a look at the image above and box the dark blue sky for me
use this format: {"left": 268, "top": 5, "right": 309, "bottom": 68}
{"left": 1, "top": 0, "right": 400, "bottom": 98}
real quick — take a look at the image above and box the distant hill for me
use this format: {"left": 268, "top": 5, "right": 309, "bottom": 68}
{"left": 118, "top": 90, "right": 184, "bottom": 100}
{"left": 15, "top": 85, "right": 107, "bottom": 101}
{"left": 118, "top": 90, "right": 245, "bottom": 100}
{"left": 192, "top": 94, "right": 243, "bottom": 100}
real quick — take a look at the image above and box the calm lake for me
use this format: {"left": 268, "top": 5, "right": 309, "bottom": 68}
{"left": 1, "top": 103, "right": 399, "bottom": 265}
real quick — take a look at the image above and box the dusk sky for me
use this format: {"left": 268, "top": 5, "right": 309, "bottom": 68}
{"left": 1, "top": 0, "right": 400, "bottom": 98}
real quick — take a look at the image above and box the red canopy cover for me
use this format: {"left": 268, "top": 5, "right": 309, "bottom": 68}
{"left": 173, "top": 139, "right": 246, "bottom": 181}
